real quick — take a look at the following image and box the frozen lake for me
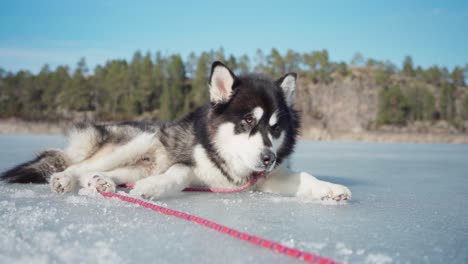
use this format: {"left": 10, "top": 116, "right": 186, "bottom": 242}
{"left": 0, "top": 134, "right": 467, "bottom": 264}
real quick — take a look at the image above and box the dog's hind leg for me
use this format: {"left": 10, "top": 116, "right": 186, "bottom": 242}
{"left": 51, "top": 132, "right": 157, "bottom": 193}
{"left": 64, "top": 125, "right": 108, "bottom": 164}
{"left": 65, "top": 132, "right": 156, "bottom": 175}
{"left": 49, "top": 125, "right": 112, "bottom": 193}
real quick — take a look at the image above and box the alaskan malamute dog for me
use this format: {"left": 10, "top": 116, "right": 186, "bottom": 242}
{"left": 1, "top": 62, "right": 351, "bottom": 201}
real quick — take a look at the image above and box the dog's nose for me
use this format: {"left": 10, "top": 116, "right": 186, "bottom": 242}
{"left": 261, "top": 149, "right": 276, "bottom": 167}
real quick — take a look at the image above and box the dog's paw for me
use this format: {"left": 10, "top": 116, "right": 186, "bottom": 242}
{"left": 50, "top": 172, "right": 77, "bottom": 193}
{"left": 299, "top": 179, "right": 351, "bottom": 202}
{"left": 129, "top": 180, "right": 159, "bottom": 200}
{"left": 320, "top": 183, "right": 352, "bottom": 202}
{"left": 129, "top": 177, "right": 173, "bottom": 200}
{"left": 87, "top": 174, "right": 116, "bottom": 193}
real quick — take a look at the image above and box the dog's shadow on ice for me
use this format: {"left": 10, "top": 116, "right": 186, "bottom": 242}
{"left": 315, "top": 175, "right": 366, "bottom": 187}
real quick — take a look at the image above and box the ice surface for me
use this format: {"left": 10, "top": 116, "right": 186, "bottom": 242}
{"left": 0, "top": 134, "right": 467, "bottom": 263}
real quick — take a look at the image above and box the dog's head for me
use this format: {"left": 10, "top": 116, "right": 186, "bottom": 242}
{"left": 207, "top": 61, "right": 299, "bottom": 176}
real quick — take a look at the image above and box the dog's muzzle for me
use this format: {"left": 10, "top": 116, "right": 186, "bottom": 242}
{"left": 260, "top": 149, "right": 276, "bottom": 170}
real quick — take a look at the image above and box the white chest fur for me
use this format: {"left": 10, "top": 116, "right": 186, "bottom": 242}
{"left": 191, "top": 144, "right": 238, "bottom": 188}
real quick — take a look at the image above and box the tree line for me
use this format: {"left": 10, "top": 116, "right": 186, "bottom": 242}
{"left": 375, "top": 55, "right": 467, "bottom": 127}
{"left": 0, "top": 48, "right": 467, "bottom": 127}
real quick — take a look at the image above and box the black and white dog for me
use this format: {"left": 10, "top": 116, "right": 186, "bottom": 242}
{"left": 1, "top": 62, "right": 351, "bottom": 201}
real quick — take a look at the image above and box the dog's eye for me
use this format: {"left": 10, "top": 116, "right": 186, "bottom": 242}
{"left": 243, "top": 115, "right": 255, "bottom": 126}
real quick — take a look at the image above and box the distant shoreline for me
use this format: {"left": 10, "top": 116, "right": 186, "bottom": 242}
{"left": 301, "top": 128, "right": 468, "bottom": 144}
{"left": 1, "top": 118, "right": 467, "bottom": 144}
{"left": 0, "top": 118, "right": 68, "bottom": 134}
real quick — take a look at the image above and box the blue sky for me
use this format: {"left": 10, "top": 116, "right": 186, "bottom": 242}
{"left": 0, "top": 0, "right": 467, "bottom": 73}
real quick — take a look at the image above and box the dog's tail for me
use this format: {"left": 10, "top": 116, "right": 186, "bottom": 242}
{"left": 1, "top": 150, "right": 70, "bottom": 183}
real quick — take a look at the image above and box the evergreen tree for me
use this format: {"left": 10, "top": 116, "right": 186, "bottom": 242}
{"left": 402, "top": 56, "right": 415, "bottom": 77}
{"left": 41, "top": 65, "right": 70, "bottom": 117}
{"left": 423, "top": 66, "right": 442, "bottom": 85}
{"left": 185, "top": 52, "right": 197, "bottom": 79}
{"left": 451, "top": 66, "right": 465, "bottom": 86}
{"left": 405, "top": 86, "right": 424, "bottom": 121}
{"left": 61, "top": 58, "right": 93, "bottom": 112}
{"left": 254, "top": 49, "right": 267, "bottom": 73}
{"left": 16, "top": 70, "right": 36, "bottom": 118}
{"left": 215, "top": 47, "right": 225, "bottom": 62}
{"left": 373, "top": 61, "right": 393, "bottom": 86}
{"left": 189, "top": 52, "right": 210, "bottom": 108}
{"left": 462, "top": 94, "right": 468, "bottom": 120}
{"left": 439, "top": 83, "right": 456, "bottom": 121}
{"left": 36, "top": 65, "right": 52, "bottom": 114}
{"left": 414, "top": 66, "right": 425, "bottom": 80}
{"left": 129, "top": 51, "right": 143, "bottom": 114}
{"left": 104, "top": 59, "right": 130, "bottom": 115}
{"left": 227, "top": 54, "right": 238, "bottom": 73}
{"left": 377, "top": 85, "right": 409, "bottom": 125}
{"left": 159, "top": 55, "right": 186, "bottom": 120}
{"left": 237, "top": 54, "right": 250, "bottom": 74}
{"left": 439, "top": 67, "right": 450, "bottom": 84}
{"left": 422, "top": 90, "right": 435, "bottom": 121}
{"left": 350, "top": 52, "right": 364, "bottom": 67}
{"left": 303, "top": 50, "right": 331, "bottom": 82}
{"left": 138, "top": 52, "right": 154, "bottom": 113}
{"left": 404, "top": 85, "right": 435, "bottom": 122}
{"left": 284, "top": 49, "right": 301, "bottom": 73}
{"left": 150, "top": 52, "right": 166, "bottom": 111}
{"left": 90, "top": 65, "right": 106, "bottom": 114}
{"left": 267, "top": 48, "right": 285, "bottom": 76}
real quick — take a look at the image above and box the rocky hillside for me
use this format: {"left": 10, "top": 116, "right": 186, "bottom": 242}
{"left": 298, "top": 70, "right": 378, "bottom": 132}
{"left": 295, "top": 69, "right": 468, "bottom": 143}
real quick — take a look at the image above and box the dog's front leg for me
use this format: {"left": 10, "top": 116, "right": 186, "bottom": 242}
{"left": 257, "top": 164, "right": 351, "bottom": 201}
{"left": 130, "top": 164, "right": 192, "bottom": 199}
{"left": 76, "top": 167, "right": 150, "bottom": 193}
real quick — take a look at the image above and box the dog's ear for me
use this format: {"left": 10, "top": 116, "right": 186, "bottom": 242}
{"left": 209, "top": 61, "right": 238, "bottom": 104}
{"left": 276, "top": 72, "right": 297, "bottom": 106}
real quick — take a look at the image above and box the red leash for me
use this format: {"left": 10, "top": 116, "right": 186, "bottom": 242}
{"left": 101, "top": 173, "right": 340, "bottom": 264}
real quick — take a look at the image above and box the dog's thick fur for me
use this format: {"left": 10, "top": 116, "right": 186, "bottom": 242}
{"left": 1, "top": 62, "right": 351, "bottom": 201}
